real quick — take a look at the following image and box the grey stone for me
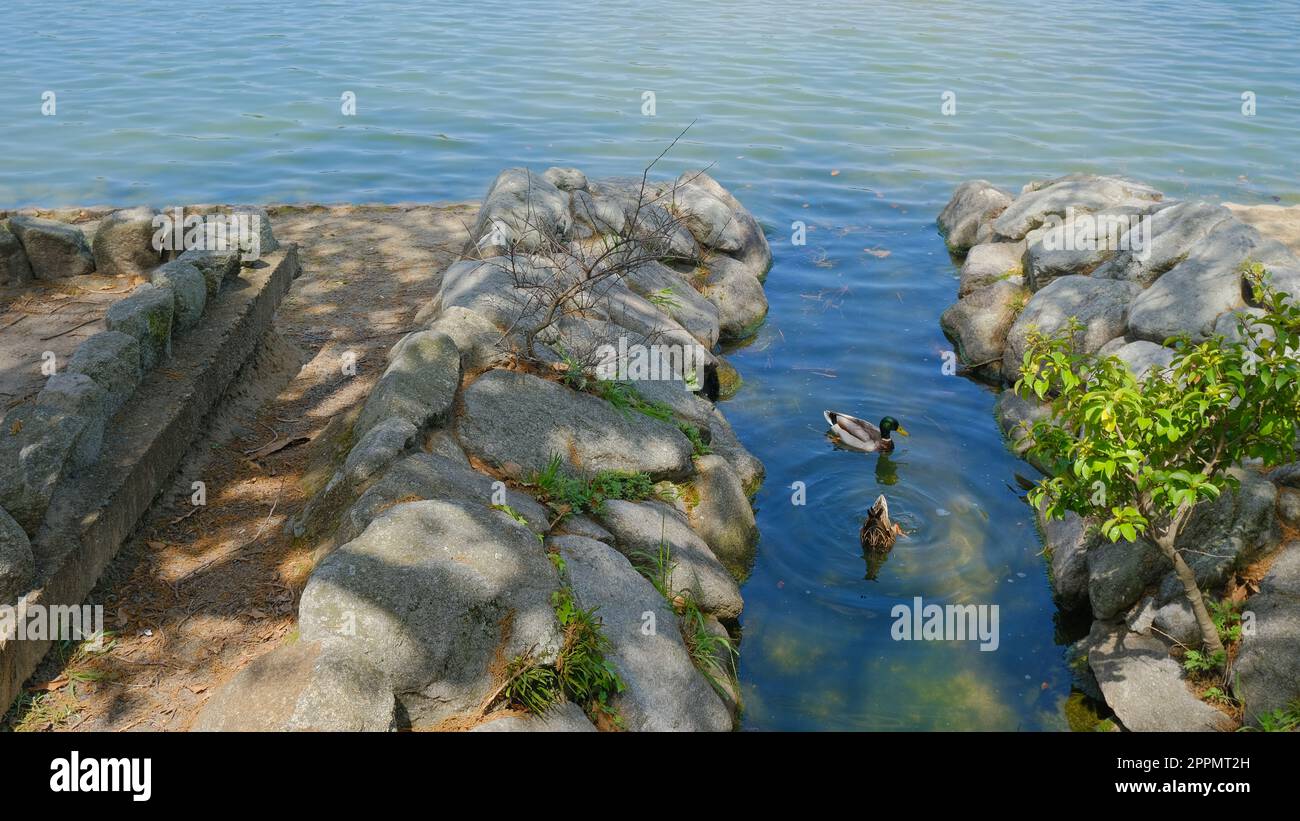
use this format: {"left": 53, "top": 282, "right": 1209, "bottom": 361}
{"left": 0, "top": 506, "right": 35, "bottom": 604}
{"left": 1277, "top": 489, "right": 1300, "bottom": 529}
{"left": 938, "top": 180, "right": 1014, "bottom": 253}
{"left": 570, "top": 188, "right": 630, "bottom": 237}
{"left": 1002, "top": 275, "right": 1140, "bottom": 378}
{"left": 471, "top": 702, "right": 597, "bottom": 732}
{"left": 1038, "top": 510, "right": 1093, "bottom": 611}
{"left": 423, "top": 428, "right": 467, "bottom": 464}
{"left": 941, "top": 280, "right": 1026, "bottom": 380}
{"left": 66, "top": 330, "right": 142, "bottom": 415}
{"left": 1128, "top": 217, "right": 1297, "bottom": 343}
{"left": 1093, "top": 200, "right": 1234, "bottom": 286}
{"left": 419, "top": 305, "right": 509, "bottom": 372}
{"left": 354, "top": 331, "right": 460, "bottom": 440}
{"left": 150, "top": 260, "right": 207, "bottom": 332}
{"left": 668, "top": 171, "right": 771, "bottom": 277}
{"left": 7, "top": 216, "right": 95, "bottom": 279}
{"left": 994, "top": 389, "right": 1051, "bottom": 457}
{"left": 686, "top": 455, "right": 758, "bottom": 578}
{"left": 706, "top": 408, "right": 764, "bottom": 496}
{"left": 1259, "top": 541, "right": 1300, "bottom": 598}
{"left": 178, "top": 248, "right": 241, "bottom": 299}
{"left": 193, "top": 640, "right": 395, "bottom": 732}
{"left": 957, "top": 241, "right": 1024, "bottom": 297}
{"left": 596, "top": 499, "right": 743, "bottom": 619}
{"left": 0, "top": 222, "right": 34, "bottom": 285}
{"left": 1021, "top": 206, "right": 1150, "bottom": 290}
{"left": 700, "top": 255, "right": 768, "bottom": 341}
{"left": 341, "top": 452, "right": 550, "bottom": 545}
{"left": 432, "top": 257, "right": 552, "bottom": 336}
{"left": 1235, "top": 593, "right": 1300, "bottom": 726}
{"left": 34, "top": 372, "right": 109, "bottom": 470}
{"left": 1152, "top": 599, "right": 1202, "bottom": 647}
{"left": 186, "top": 205, "right": 279, "bottom": 263}
{"left": 1088, "top": 536, "right": 1170, "bottom": 620}
{"left": 105, "top": 282, "right": 174, "bottom": 371}
{"left": 1086, "top": 621, "right": 1230, "bottom": 731}
{"left": 1096, "top": 338, "right": 1175, "bottom": 381}
{"left": 553, "top": 534, "right": 731, "bottom": 731}
{"left": 621, "top": 260, "right": 720, "bottom": 348}
{"left": 1156, "top": 468, "right": 1279, "bottom": 602}
{"left": 299, "top": 499, "right": 563, "bottom": 726}
{"left": 470, "top": 168, "right": 572, "bottom": 253}
{"left": 553, "top": 514, "right": 615, "bottom": 544}
{"left": 91, "top": 206, "right": 160, "bottom": 279}
{"left": 458, "top": 369, "right": 693, "bottom": 481}
{"left": 542, "top": 167, "right": 588, "bottom": 192}
{"left": 992, "top": 175, "right": 1163, "bottom": 242}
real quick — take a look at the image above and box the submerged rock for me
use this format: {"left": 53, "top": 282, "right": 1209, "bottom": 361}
{"left": 552, "top": 534, "right": 732, "bottom": 731}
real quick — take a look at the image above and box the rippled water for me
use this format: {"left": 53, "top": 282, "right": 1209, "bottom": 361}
{"left": 5, "top": 0, "right": 1298, "bottom": 730}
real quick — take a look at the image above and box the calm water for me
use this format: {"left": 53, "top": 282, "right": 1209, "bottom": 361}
{"left": 5, "top": 1, "right": 1298, "bottom": 730}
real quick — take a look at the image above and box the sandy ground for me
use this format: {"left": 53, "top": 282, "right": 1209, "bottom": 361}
{"left": 4, "top": 202, "right": 475, "bottom": 731}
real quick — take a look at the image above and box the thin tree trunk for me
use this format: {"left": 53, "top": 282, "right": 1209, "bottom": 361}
{"left": 1155, "top": 533, "right": 1224, "bottom": 656}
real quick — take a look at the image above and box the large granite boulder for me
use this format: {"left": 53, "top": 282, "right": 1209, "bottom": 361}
{"left": 1002, "top": 275, "right": 1140, "bottom": 377}
{"left": 339, "top": 452, "right": 551, "bottom": 545}
{"left": 699, "top": 255, "right": 768, "bottom": 341}
{"left": 596, "top": 499, "right": 743, "bottom": 619}
{"left": 299, "top": 499, "right": 563, "bottom": 727}
{"left": 458, "top": 369, "right": 694, "bottom": 481}
{"left": 66, "top": 330, "right": 142, "bottom": 416}
{"left": 7, "top": 216, "right": 95, "bottom": 279}
{"left": 991, "top": 175, "right": 1162, "bottom": 242}
{"left": 666, "top": 170, "right": 772, "bottom": 278}
{"left": 0, "top": 222, "right": 34, "bottom": 285}
{"left": 1236, "top": 543, "right": 1300, "bottom": 726}
{"left": 105, "top": 282, "right": 174, "bottom": 371}
{"left": 1086, "top": 621, "right": 1231, "bottom": 732}
{"left": 957, "top": 241, "right": 1024, "bottom": 297}
{"left": 0, "top": 506, "right": 35, "bottom": 604}
{"left": 1021, "top": 206, "right": 1152, "bottom": 290}
{"left": 1096, "top": 338, "right": 1175, "bottom": 380}
{"left": 1128, "top": 217, "right": 1297, "bottom": 343}
{"left": 941, "top": 280, "right": 1026, "bottom": 380}
{"left": 91, "top": 206, "right": 160, "bottom": 279}
{"left": 193, "top": 640, "right": 395, "bottom": 732}
{"left": 686, "top": 454, "right": 758, "bottom": 578}
{"left": 470, "top": 168, "right": 572, "bottom": 254}
{"left": 621, "top": 259, "right": 720, "bottom": 348}
{"left": 353, "top": 330, "right": 460, "bottom": 440}
{"left": 1088, "top": 536, "right": 1170, "bottom": 620}
{"left": 1038, "top": 510, "right": 1093, "bottom": 612}
{"left": 938, "top": 180, "right": 1013, "bottom": 252}
{"left": 1093, "top": 200, "right": 1234, "bottom": 287}
{"left": 552, "top": 535, "right": 732, "bottom": 731}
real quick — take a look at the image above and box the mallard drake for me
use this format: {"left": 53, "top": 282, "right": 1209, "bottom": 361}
{"left": 860, "top": 494, "right": 903, "bottom": 552}
{"left": 823, "top": 410, "right": 908, "bottom": 453}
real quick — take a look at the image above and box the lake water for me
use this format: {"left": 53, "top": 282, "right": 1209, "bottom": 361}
{"left": 4, "top": 0, "right": 1298, "bottom": 730}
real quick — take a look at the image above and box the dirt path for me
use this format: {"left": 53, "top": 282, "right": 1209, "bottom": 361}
{"left": 4, "top": 202, "right": 475, "bottom": 732}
